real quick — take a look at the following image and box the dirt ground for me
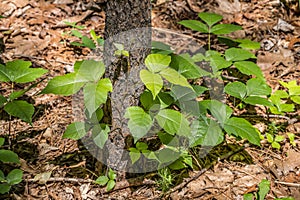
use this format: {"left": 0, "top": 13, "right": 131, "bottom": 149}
{"left": 0, "top": 0, "right": 300, "bottom": 199}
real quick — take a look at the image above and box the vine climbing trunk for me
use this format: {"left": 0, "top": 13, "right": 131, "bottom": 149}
{"left": 102, "top": 0, "right": 152, "bottom": 174}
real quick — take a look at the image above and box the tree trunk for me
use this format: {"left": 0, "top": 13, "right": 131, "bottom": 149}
{"left": 103, "top": 0, "right": 151, "bottom": 174}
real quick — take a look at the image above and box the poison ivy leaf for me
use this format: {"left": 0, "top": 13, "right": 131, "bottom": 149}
{"left": 235, "top": 39, "right": 261, "bottom": 50}
{"left": 156, "top": 147, "right": 181, "bottom": 164}
{"left": 136, "top": 142, "right": 148, "bottom": 150}
{"left": 155, "top": 109, "right": 190, "bottom": 136}
{"left": 125, "top": 106, "right": 153, "bottom": 142}
{"left": 95, "top": 176, "right": 109, "bottom": 186}
{"left": 0, "top": 183, "right": 10, "bottom": 194}
{"left": 170, "top": 54, "right": 210, "bottom": 79}
{"left": 244, "top": 96, "right": 273, "bottom": 107}
{"left": 225, "top": 48, "right": 256, "bottom": 62}
{"left": 193, "top": 85, "right": 208, "bottom": 96}
{"left": 82, "top": 36, "right": 96, "bottom": 49}
{"left": 206, "top": 100, "right": 233, "bottom": 126}
{"left": 41, "top": 73, "right": 87, "bottom": 96}
{"left": 211, "top": 24, "right": 242, "bottom": 34}
{"left": 0, "top": 95, "right": 6, "bottom": 107}
{"left": 129, "top": 148, "right": 141, "bottom": 164}
{"left": 178, "top": 20, "right": 209, "bottom": 33}
{"left": 145, "top": 54, "right": 171, "bottom": 73}
{"left": 225, "top": 82, "right": 247, "bottom": 99}
{"left": 63, "top": 122, "right": 87, "bottom": 140}
{"left": 108, "top": 169, "right": 116, "bottom": 180}
{"left": 140, "top": 69, "right": 163, "bottom": 99}
{"left": 84, "top": 79, "right": 112, "bottom": 116}
{"left": 258, "top": 179, "right": 270, "bottom": 200}
{"left": 6, "top": 169, "right": 23, "bottom": 185}
{"left": 151, "top": 41, "right": 173, "bottom": 55}
{"left": 160, "top": 68, "right": 192, "bottom": 89}
{"left": 198, "top": 12, "right": 222, "bottom": 27}
{"left": 4, "top": 100, "right": 34, "bottom": 124}
{"left": 246, "top": 78, "right": 272, "bottom": 96}
{"left": 92, "top": 124, "right": 109, "bottom": 149}
{"left": 190, "top": 118, "right": 223, "bottom": 147}
{"left": 168, "top": 159, "right": 187, "bottom": 170}
{"left": 224, "top": 117, "right": 260, "bottom": 146}
{"left": 192, "top": 53, "right": 206, "bottom": 62}
{"left": 291, "top": 95, "right": 300, "bottom": 104}
{"left": 76, "top": 60, "right": 105, "bottom": 82}
{"left": 71, "top": 30, "right": 83, "bottom": 38}
{"left": 0, "top": 150, "right": 20, "bottom": 163}
{"left": 234, "top": 61, "right": 264, "bottom": 79}
{"left": 0, "top": 60, "right": 47, "bottom": 83}
{"left": 0, "top": 170, "right": 5, "bottom": 181}
{"left": 106, "top": 180, "right": 115, "bottom": 191}
{"left": 157, "top": 92, "right": 174, "bottom": 109}
{"left": 0, "top": 138, "right": 4, "bottom": 147}
{"left": 243, "top": 193, "right": 254, "bottom": 200}
{"left": 209, "top": 54, "right": 232, "bottom": 71}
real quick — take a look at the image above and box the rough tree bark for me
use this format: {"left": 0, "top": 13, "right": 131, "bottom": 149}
{"left": 102, "top": 0, "right": 152, "bottom": 174}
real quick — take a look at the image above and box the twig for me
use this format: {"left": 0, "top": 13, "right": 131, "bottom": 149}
{"left": 163, "top": 145, "right": 246, "bottom": 198}
{"left": 275, "top": 181, "right": 300, "bottom": 187}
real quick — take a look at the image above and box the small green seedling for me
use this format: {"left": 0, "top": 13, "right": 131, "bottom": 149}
{"left": 0, "top": 138, "right": 23, "bottom": 194}
{"left": 266, "top": 133, "right": 285, "bottom": 150}
{"left": 243, "top": 179, "right": 270, "bottom": 200}
{"left": 287, "top": 133, "right": 296, "bottom": 147}
{"left": 63, "top": 22, "right": 104, "bottom": 49}
{"left": 95, "top": 168, "right": 116, "bottom": 191}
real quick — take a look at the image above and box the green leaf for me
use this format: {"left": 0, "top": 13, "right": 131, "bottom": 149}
{"left": 225, "top": 48, "right": 256, "bottom": 62}
{"left": 243, "top": 193, "right": 254, "bottom": 200}
{"left": 272, "top": 142, "right": 281, "bottom": 149}
{"left": 244, "top": 96, "right": 273, "bottom": 107}
{"left": 124, "top": 106, "right": 153, "bottom": 142}
{"left": 108, "top": 169, "right": 116, "bottom": 180}
{"left": 129, "top": 148, "right": 141, "bottom": 164}
{"left": 291, "top": 95, "right": 300, "bottom": 104}
{"left": 145, "top": 54, "right": 171, "bottom": 73}
{"left": 160, "top": 68, "right": 192, "bottom": 89}
{"left": 95, "top": 176, "right": 109, "bottom": 186}
{"left": 211, "top": 24, "right": 242, "bottom": 34}
{"left": 0, "top": 170, "right": 5, "bottom": 181}
{"left": 190, "top": 118, "right": 224, "bottom": 147}
{"left": 0, "top": 60, "right": 47, "bottom": 83}
{"left": 76, "top": 60, "right": 105, "bottom": 82}
{"left": 84, "top": 79, "right": 112, "bottom": 116}
{"left": 0, "top": 183, "right": 10, "bottom": 194}
{"left": 206, "top": 100, "right": 233, "bottom": 126}
{"left": 151, "top": 41, "right": 174, "bottom": 54}
{"left": 169, "top": 159, "right": 186, "bottom": 170}
{"left": 224, "top": 117, "right": 260, "bottom": 146}
{"left": 156, "top": 147, "right": 180, "bottom": 164}
{"left": 234, "top": 61, "right": 264, "bottom": 79}
{"left": 170, "top": 54, "right": 210, "bottom": 79}
{"left": 106, "top": 180, "right": 115, "bottom": 191}
{"left": 0, "top": 150, "right": 20, "bottom": 163}
{"left": 92, "top": 124, "right": 109, "bottom": 149}
{"left": 225, "top": 82, "right": 247, "bottom": 99}
{"left": 209, "top": 55, "right": 232, "bottom": 71}
{"left": 71, "top": 30, "right": 83, "bottom": 38}
{"left": 41, "top": 73, "right": 87, "bottom": 96}
{"left": 140, "top": 69, "right": 163, "bottom": 99}
{"left": 246, "top": 78, "right": 272, "bottom": 96}
{"left": 0, "top": 138, "right": 4, "bottom": 147}
{"left": 81, "top": 36, "right": 96, "bottom": 49}
{"left": 236, "top": 39, "right": 261, "bottom": 50}
{"left": 258, "top": 179, "right": 270, "bottom": 200}
{"left": 136, "top": 142, "right": 148, "bottom": 150}
{"left": 275, "top": 135, "right": 284, "bottom": 142}
{"left": 6, "top": 169, "right": 23, "bottom": 185}
{"left": 63, "top": 122, "right": 87, "bottom": 140}
{"left": 198, "top": 12, "right": 222, "bottom": 27}
{"left": 178, "top": 20, "right": 209, "bottom": 33}
{"left": 155, "top": 109, "right": 190, "bottom": 136}
{"left": 0, "top": 95, "right": 6, "bottom": 107}
{"left": 4, "top": 100, "right": 34, "bottom": 123}
{"left": 266, "top": 134, "right": 274, "bottom": 143}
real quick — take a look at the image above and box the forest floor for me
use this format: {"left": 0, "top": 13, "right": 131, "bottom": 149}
{"left": 0, "top": 0, "right": 300, "bottom": 199}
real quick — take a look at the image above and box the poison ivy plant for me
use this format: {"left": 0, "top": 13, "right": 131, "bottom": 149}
{"left": 0, "top": 60, "right": 47, "bottom": 124}
{"left": 95, "top": 168, "right": 116, "bottom": 191}
{"left": 0, "top": 138, "right": 23, "bottom": 194}
{"left": 63, "top": 22, "right": 104, "bottom": 49}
